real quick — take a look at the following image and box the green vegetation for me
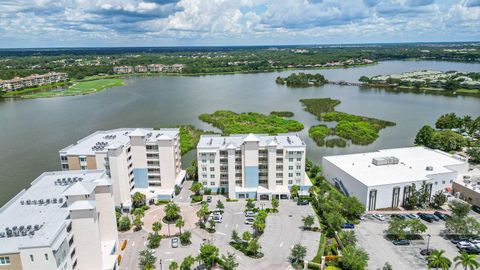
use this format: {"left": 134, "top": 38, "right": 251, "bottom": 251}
{"left": 308, "top": 125, "right": 330, "bottom": 146}
{"left": 325, "top": 138, "right": 347, "bottom": 148}
{"left": 270, "top": 111, "right": 294, "bottom": 117}
{"left": 10, "top": 78, "right": 125, "bottom": 99}
{"left": 199, "top": 110, "right": 304, "bottom": 135}
{"left": 387, "top": 218, "right": 427, "bottom": 240}
{"left": 177, "top": 125, "right": 213, "bottom": 155}
{"left": 446, "top": 200, "right": 480, "bottom": 236}
{"left": 276, "top": 73, "right": 327, "bottom": 87}
{"left": 301, "top": 98, "right": 395, "bottom": 146}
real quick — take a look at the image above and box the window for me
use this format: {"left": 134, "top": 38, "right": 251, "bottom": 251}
{"left": 80, "top": 166, "right": 87, "bottom": 170}
{"left": 203, "top": 181, "right": 207, "bottom": 186}
{"left": 146, "top": 145, "right": 158, "bottom": 150}
{"left": 296, "top": 158, "right": 301, "bottom": 161}
{"left": 288, "top": 166, "right": 293, "bottom": 170}
{"left": 79, "top": 157, "right": 86, "bottom": 162}
{"left": 288, "top": 180, "right": 293, "bottom": 185}
{"left": 210, "top": 181, "right": 215, "bottom": 186}
{"left": 210, "top": 174, "right": 215, "bottom": 178}
{"left": 209, "top": 153, "right": 215, "bottom": 157}
{"left": 296, "top": 165, "right": 301, "bottom": 170}
{"left": 276, "top": 180, "right": 283, "bottom": 184}
{"left": 210, "top": 167, "right": 215, "bottom": 172}
{"left": 62, "top": 164, "right": 69, "bottom": 170}
{"left": 201, "top": 153, "right": 207, "bottom": 157}
{"left": 220, "top": 181, "right": 228, "bottom": 185}
{"left": 296, "top": 172, "right": 301, "bottom": 177}
{"left": 289, "top": 158, "right": 293, "bottom": 162}
{"left": 30, "top": 255, "right": 34, "bottom": 262}
{"left": 202, "top": 174, "right": 207, "bottom": 179}
{"left": 202, "top": 159, "right": 207, "bottom": 163}
{"left": 442, "top": 180, "right": 445, "bottom": 184}
{"left": 60, "top": 155, "right": 68, "bottom": 162}
{"left": 434, "top": 181, "right": 438, "bottom": 185}
{"left": 0, "top": 257, "right": 10, "bottom": 265}
{"left": 45, "top": 254, "right": 49, "bottom": 261}
{"left": 288, "top": 173, "right": 293, "bottom": 177}
{"left": 147, "top": 153, "right": 159, "bottom": 159}
{"left": 276, "top": 149, "right": 283, "bottom": 155}
{"left": 209, "top": 159, "right": 214, "bottom": 164}
{"left": 202, "top": 167, "right": 207, "bottom": 172}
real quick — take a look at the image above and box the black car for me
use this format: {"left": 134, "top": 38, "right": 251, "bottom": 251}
{"left": 392, "top": 239, "right": 410, "bottom": 246}
{"left": 460, "top": 246, "right": 480, "bottom": 254}
{"left": 418, "top": 212, "right": 434, "bottom": 223}
{"left": 472, "top": 205, "right": 480, "bottom": 214}
{"left": 430, "top": 214, "right": 440, "bottom": 222}
{"left": 297, "top": 199, "right": 309, "bottom": 205}
{"left": 420, "top": 249, "right": 434, "bottom": 256}
{"left": 391, "top": 214, "right": 406, "bottom": 220}
{"left": 451, "top": 236, "right": 469, "bottom": 244}
{"left": 433, "top": 211, "right": 447, "bottom": 221}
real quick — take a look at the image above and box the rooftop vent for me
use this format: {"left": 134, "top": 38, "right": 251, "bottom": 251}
{"left": 372, "top": 156, "right": 399, "bottom": 166}
{"left": 426, "top": 166, "right": 434, "bottom": 171}
{"left": 287, "top": 136, "right": 292, "bottom": 144}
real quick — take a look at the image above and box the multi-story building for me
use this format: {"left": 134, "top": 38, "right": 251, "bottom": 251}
{"left": 112, "top": 66, "right": 133, "bottom": 74}
{"left": 147, "top": 64, "right": 166, "bottom": 72}
{"left": 59, "top": 128, "right": 185, "bottom": 207}
{"left": 452, "top": 168, "right": 480, "bottom": 207}
{"left": 322, "top": 147, "right": 469, "bottom": 211}
{"left": 0, "top": 170, "right": 118, "bottom": 270}
{"left": 197, "top": 133, "right": 312, "bottom": 200}
{"left": 134, "top": 66, "right": 147, "bottom": 73}
{"left": 0, "top": 72, "right": 68, "bottom": 92}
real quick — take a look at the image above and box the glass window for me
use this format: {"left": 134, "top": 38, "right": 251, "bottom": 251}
{"left": 288, "top": 173, "right": 293, "bottom": 177}
{"left": 30, "top": 255, "right": 34, "bottom": 262}
{"left": 0, "top": 257, "right": 10, "bottom": 265}
{"left": 296, "top": 158, "right": 301, "bottom": 161}
{"left": 210, "top": 181, "right": 215, "bottom": 186}
{"left": 210, "top": 167, "right": 215, "bottom": 171}
{"left": 45, "top": 254, "right": 49, "bottom": 261}
{"left": 289, "top": 158, "right": 293, "bottom": 162}
{"left": 210, "top": 174, "right": 215, "bottom": 178}
{"left": 288, "top": 180, "right": 293, "bottom": 185}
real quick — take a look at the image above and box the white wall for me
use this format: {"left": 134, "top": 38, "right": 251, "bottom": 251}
{"left": 20, "top": 247, "right": 59, "bottom": 270}
{"left": 70, "top": 208, "right": 103, "bottom": 270}
{"left": 94, "top": 185, "right": 118, "bottom": 244}
{"left": 107, "top": 147, "right": 131, "bottom": 206}
{"left": 158, "top": 139, "right": 176, "bottom": 189}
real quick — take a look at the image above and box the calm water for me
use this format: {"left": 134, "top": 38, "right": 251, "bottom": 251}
{"left": 0, "top": 60, "right": 479, "bottom": 205}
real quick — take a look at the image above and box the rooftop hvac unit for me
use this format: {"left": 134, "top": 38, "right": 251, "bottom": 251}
{"left": 0, "top": 232, "right": 5, "bottom": 238}
{"left": 426, "top": 166, "right": 434, "bottom": 171}
{"left": 372, "top": 156, "right": 400, "bottom": 166}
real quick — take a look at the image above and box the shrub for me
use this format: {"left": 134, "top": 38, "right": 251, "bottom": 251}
{"left": 118, "top": 216, "right": 131, "bottom": 231}
{"left": 179, "top": 231, "right": 192, "bottom": 245}
{"left": 191, "top": 195, "right": 203, "bottom": 203}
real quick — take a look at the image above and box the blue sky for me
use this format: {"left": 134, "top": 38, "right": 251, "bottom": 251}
{"left": 0, "top": 0, "right": 479, "bottom": 48}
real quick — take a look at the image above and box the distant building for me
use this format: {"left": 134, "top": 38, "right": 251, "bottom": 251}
{"left": 0, "top": 72, "right": 68, "bottom": 92}
{"left": 322, "top": 147, "right": 468, "bottom": 211}
{"left": 453, "top": 169, "right": 480, "bottom": 207}
{"left": 112, "top": 66, "right": 133, "bottom": 74}
{"left": 59, "top": 128, "right": 185, "bottom": 207}
{"left": 147, "top": 64, "right": 165, "bottom": 72}
{"left": 197, "top": 133, "right": 312, "bottom": 200}
{"left": 0, "top": 170, "right": 118, "bottom": 270}
{"left": 134, "top": 65, "right": 147, "bottom": 73}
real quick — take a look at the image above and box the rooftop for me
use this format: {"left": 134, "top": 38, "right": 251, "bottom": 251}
{"left": 59, "top": 128, "right": 179, "bottom": 156}
{"left": 0, "top": 170, "right": 108, "bottom": 254}
{"left": 323, "top": 147, "right": 467, "bottom": 187}
{"left": 197, "top": 133, "right": 305, "bottom": 150}
{"left": 455, "top": 168, "right": 480, "bottom": 194}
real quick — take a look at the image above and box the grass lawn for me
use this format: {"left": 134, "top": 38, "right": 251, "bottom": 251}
{"left": 20, "top": 78, "right": 124, "bottom": 98}
{"left": 199, "top": 110, "right": 304, "bottom": 135}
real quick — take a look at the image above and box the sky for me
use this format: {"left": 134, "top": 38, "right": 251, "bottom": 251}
{"left": 0, "top": 0, "right": 479, "bottom": 48}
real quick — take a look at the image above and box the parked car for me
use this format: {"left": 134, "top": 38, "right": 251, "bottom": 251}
{"left": 391, "top": 214, "right": 406, "bottom": 220}
{"left": 372, "top": 214, "right": 386, "bottom": 221}
{"left": 406, "top": 213, "right": 420, "bottom": 219}
{"left": 418, "top": 213, "right": 434, "bottom": 223}
{"left": 245, "top": 211, "right": 256, "bottom": 217}
{"left": 451, "top": 236, "right": 469, "bottom": 244}
{"left": 210, "top": 214, "right": 222, "bottom": 223}
{"left": 472, "top": 205, "right": 480, "bottom": 214}
{"left": 420, "top": 249, "right": 434, "bottom": 256}
{"left": 433, "top": 211, "right": 448, "bottom": 221}
{"left": 206, "top": 196, "right": 212, "bottom": 203}
{"left": 245, "top": 217, "right": 255, "bottom": 225}
{"left": 171, "top": 237, "right": 179, "bottom": 248}
{"left": 297, "top": 199, "right": 309, "bottom": 205}
{"left": 341, "top": 223, "right": 355, "bottom": 229}
{"left": 459, "top": 246, "right": 480, "bottom": 254}
{"left": 430, "top": 214, "right": 440, "bottom": 222}
{"left": 456, "top": 241, "right": 474, "bottom": 249}
{"left": 392, "top": 239, "right": 410, "bottom": 245}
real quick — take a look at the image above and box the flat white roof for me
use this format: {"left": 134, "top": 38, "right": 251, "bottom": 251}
{"left": 197, "top": 133, "right": 305, "bottom": 150}
{"left": 0, "top": 170, "right": 108, "bottom": 254}
{"left": 59, "top": 128, "right": 179, "bottom": 156}
{"left": 455, "top": 168, "right": 480, "bottom": 194}
{"left": 323, "top": 147, "right": 467, "bottom": 187}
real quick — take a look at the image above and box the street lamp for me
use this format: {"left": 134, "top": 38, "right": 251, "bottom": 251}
{"left": 159, "top": 259, "right": 163, "bottom": 270}
{"left": 426, "top": 234, "right": 431, "bottom": 252}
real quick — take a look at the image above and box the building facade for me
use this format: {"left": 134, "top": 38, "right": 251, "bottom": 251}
{"left": 452, "top": 169, "right": 480, "bottom": 207}
{"left": 0, "top": 170, "right": 118, "bottom": 270}
{"left": 197, "top": 134, "right": 312, "bottom": 200}
{"left": 0, "top": 72, "right": 68, "bottom": 92}
{"left": 322, "top": 147, "right": 469, "bottom": 211}
{"left": 59, "top": 128, "right": 185, "bottom": 207}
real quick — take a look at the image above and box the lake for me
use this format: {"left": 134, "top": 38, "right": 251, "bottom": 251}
{"left": 0, "top": 60, "right": 479, "bottom": 205}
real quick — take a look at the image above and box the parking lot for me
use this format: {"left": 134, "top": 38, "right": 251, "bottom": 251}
{"left": 120, "top": 194, "right": 321, "bottom": 270}
{"left": 356, "top": 212, "right": 479, "bottom": 270}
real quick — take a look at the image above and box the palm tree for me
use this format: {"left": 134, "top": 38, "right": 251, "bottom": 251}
{"left": 290, "top": 185, "right": 300, "bottom": 198}
{"left": 138, "top": 249, "right": 156, "bottom": 270}
{"left": 131, "top": 192, "right": 146, "bottom": 209}
{"left": 427, "top": 250, "right": 452, "bottom": 270}
{"left": 196, "top": 203, "right": 209, "bottom": 223}
{"left": 169, "top": 261, "right": 179, "bottom": 270}
{"left": 176, "top": 218, "right": 185, "bottom": 234}
{"left": 190, "top": 182, "right": 204, "bottom": 196}
{"left": 290, "top": 243, "right": 307, "bottom": 267}
{"left": 152, "top": 221, "right": 162, "bottom": 235}
{"left": 302, "top": 215, "right": 315, "bottom": 230}
{"left": 164, "top": 202, "right": 181, "bottom": 222}
{"left": 454, "top": 252, "right": 479, "bottom": 270}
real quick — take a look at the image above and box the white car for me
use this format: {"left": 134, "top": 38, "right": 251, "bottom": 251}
{"left": 456, "top": 241, "right": 473, "bottom": 249}
{"left": 245, "top": 211, "right": 256, "bottom": 217}
{"left": 210, "top": 213, "right": 223, "bottom": 223}
{"left": 245, "top": 217, "right": 255, "bottom": 225}
{"left": 372, "top": 214, "right": 386, "bottom": 221}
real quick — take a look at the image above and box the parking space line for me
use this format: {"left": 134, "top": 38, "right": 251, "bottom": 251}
{"left": 215, "top": 232, "right": 226, "bottom": 236}
{"left": 279, "top": 241, "right": 283, "bottom": 247}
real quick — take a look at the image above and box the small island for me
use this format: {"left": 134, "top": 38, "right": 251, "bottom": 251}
{"left": 270, "top": 111, "right": 294, "bottom": 117}
{"left": 301, "top": 98, "right": 395, "bottom": 146}
{"left": 276, "top": 73, "right": 327, "bottom": 87}
{"left": 199, "top": 110, "right": 304, "bottom": 135}
{"left": 359, "top": 70, "right": 480, "bottom": 96}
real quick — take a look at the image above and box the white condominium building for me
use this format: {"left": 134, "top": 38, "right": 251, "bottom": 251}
{"left": 197, "top": 134, "right": 312, "bottom": 200}
{"left": 0, "top": 170, "right": 118, "bottom": 270}
{"left": 59, "top": 128, "right": 185, "bottom": 208}
{"left": 322, "top": 147, "right": 469, "bottom": 211}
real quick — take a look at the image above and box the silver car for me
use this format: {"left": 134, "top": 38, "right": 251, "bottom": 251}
{"left": 171, "top": 237, "right": 179, "bottom": 248}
